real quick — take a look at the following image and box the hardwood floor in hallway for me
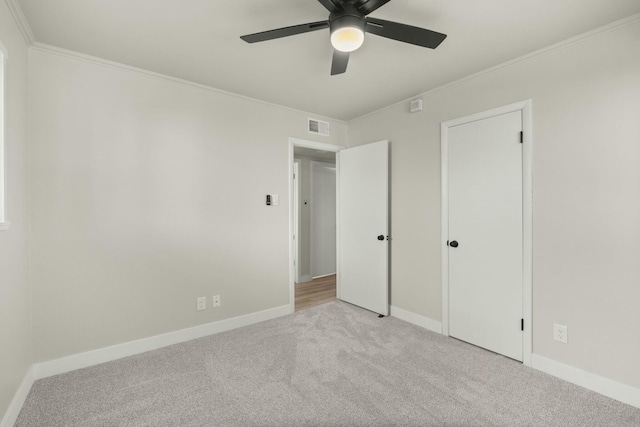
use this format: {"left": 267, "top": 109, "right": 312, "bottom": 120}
{"left": 295, "top": 274, "right": 336, "bottom": 312}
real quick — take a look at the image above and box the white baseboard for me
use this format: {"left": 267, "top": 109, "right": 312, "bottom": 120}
{"left": 312, "top": 273, "right": 336, "bottom": 280}
{"left": 390, "top": 305, "right": 442, "bottom": 334}
{"left": 0, "top": 366, "right": 34, "bottom": 427}
{"left": 34, "top": 304, "right": 290, "bottom": 380}
{"left": 532, "top": 354, "right": 640, "bottom": 409}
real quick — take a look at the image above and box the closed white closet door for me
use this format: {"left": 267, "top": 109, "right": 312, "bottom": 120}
{"left": 311, "top": 161, "right": 336, "bottom": 277}
{"left": 448, "top": 111, "right": 523, "bottom": 361}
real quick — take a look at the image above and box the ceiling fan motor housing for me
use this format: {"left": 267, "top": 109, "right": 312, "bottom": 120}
{"left": 329, "top": 6, "right": 366, "bottom": 35}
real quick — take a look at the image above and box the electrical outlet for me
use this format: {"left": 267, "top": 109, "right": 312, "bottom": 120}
{"left": 197, "top": 296, "right": 206, "bottom": 311}
{"left": 212, "top": 295, "right": 221, "bottom": 308}
{"left": 553, "top": 323, "right": 568, "bottom": 343}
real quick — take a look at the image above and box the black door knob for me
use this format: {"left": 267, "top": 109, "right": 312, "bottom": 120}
{"left": 377, "top": 235, "right": 385, "bottom": 241}
{"left": 449, "top": 240, "right": 459, "bottom": 248}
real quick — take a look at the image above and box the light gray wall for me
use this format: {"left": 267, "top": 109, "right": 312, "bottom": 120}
{"left": 28, "top": 48, "right": 346, "bottom": 362}
{"left": 293, "top": 154, "right": 335, "bottom": 282}
{"left": 0, "top": 1, "right": 31, "bottom": 420}
{"left": 310, "top": 161, "right": 336, "bottom": 278}
{"left": 348, "top": 20, "right": 640, "bottom": 389}
{"left": 295, "top": 157, "right": 312, "bottom": 282}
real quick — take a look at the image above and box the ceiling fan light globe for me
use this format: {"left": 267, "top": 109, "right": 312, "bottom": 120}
{"left": 331, "top": 26, "right": 365, "bottom": 52}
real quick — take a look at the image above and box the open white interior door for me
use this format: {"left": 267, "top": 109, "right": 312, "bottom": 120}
{"left": 338, "top": 141, "right": 389, "bottom": 316}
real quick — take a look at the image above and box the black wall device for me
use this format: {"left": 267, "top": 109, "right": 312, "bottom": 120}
{"left": 266, "top": 195, "right": 271, "bottom": 206}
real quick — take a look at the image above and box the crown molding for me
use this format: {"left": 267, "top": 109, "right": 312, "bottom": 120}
{"left": 4, "top": 0, "right": 35, "bottom": 45}
{"left": 29, "top": 42, "right": 347, "bottom": 125}
{"left": 349, "top": 12, "right": 640, "bottom": 123}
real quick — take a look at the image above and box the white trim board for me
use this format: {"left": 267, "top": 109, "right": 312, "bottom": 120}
{"left": 390, "top": 305, "right": 442, "bottom": 334}
{"left": 312, "top": 273, "right": 337, "bottom": 280}
{"left": 532, "top": 354, "right": 640, "bottom": 409}
{"left": 33, "top": 304, "right": 290, "bottom": 380}
{"left": 441, "top": 99, "right": 533, "bottom": 367}
{"left": 0, "top": 366, "right": 34, "bottom": 427}
{"left": 290, "top": 138, "right": 344, "bottom": 152}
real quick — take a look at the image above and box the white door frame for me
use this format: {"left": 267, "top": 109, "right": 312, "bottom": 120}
{"left": 289, "top": 138, "right": 345, "bottom": 313}
{"left": 440, "top": 100, "right": 533, "bottom": 366}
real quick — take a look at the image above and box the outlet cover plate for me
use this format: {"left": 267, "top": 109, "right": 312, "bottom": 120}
{"left": 212, "top": 295, "right": 221, "bottom": 308}
{"left": 553, "top": 323, "right": 568, "bottom": 343}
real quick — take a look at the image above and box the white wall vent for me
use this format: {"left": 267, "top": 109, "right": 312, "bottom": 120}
{"left": 308, "top": 118, "right": 330, "bottom": 137}
{"left": 410, "top": 99, "right": 423, "bottom": 113}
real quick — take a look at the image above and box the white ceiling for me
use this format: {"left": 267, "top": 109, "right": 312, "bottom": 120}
{"left": 17, "top": 0, "right": 640, "bottom": 120}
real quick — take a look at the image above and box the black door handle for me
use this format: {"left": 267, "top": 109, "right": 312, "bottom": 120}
{"left": 449, "top": 240, "right": 459, "bottom": 248}
{"left": 377, "top": 235, "right": 385, "bottom": 241}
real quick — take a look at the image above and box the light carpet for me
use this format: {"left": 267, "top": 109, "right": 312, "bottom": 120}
{"left": 15, "top": 301, "right": 640, "bottom": 426}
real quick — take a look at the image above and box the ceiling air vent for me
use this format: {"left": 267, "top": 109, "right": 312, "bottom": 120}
{"left": 308, "top": 118, "right": 330, "bottom": 137}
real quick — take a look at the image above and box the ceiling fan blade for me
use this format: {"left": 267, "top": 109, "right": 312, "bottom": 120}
{"left": 317, "top": 0, "right": 343, "bottom": 13}
{"left": 356, "top": 0, "right": 392, "bottom": 15}
{"left": 331, "top": 50, "right": 350, "bottom": 75}
{"left": 366, "top": 18, "right": 447, "bottom": 49}
{"left": 241, "top": 21, "right": 329, "bottom": 43}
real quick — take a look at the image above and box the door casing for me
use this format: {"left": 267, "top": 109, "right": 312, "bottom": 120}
{"left": 440, "top": 100, "right": 533, "bottom": 367}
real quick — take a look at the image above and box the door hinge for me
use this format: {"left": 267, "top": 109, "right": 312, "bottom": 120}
{"left": 520, "top": 131, "right": 524, "bottom": 144}
{"left": 521, "top": 318, "right": 524, "bottom": 331}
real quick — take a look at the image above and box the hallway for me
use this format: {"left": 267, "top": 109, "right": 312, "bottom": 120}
{"left": 294, "top": 275, "right": 336, "bottom": 312}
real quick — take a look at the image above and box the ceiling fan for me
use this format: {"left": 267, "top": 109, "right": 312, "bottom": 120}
{"left": 240, "top": 0, "right": 447, "bottom": 76}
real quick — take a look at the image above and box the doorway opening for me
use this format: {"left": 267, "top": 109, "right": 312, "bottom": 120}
{"left": 289, "top": 138, "right": 344, "bottom": 313}
{"left": 289, "top": 138, "right": 390, "bottom": 316}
